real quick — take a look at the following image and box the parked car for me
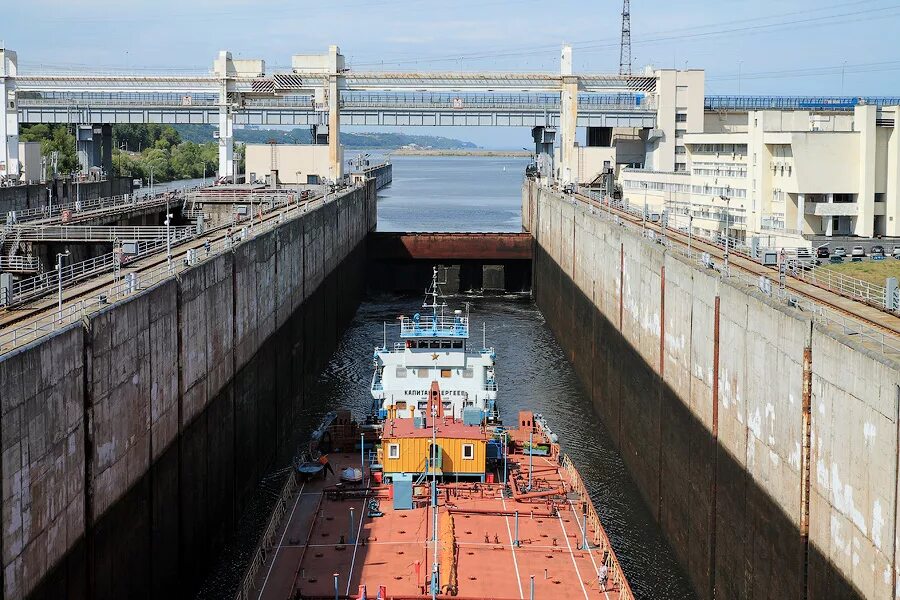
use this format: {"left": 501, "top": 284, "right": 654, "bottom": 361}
{"left": 892, "top": 246, "right": 900, "bottom": 259}
{"left": 871, "top": 245, "right": 886, "bottom": 257}
{"left": 815, "top": 246, "right": 830, "bottom": 258}
{"left": 851, "top": 246, "right": 866, "bottom": 257}
{"left": 833, "top": 246, "right": 847, "bottom": 258}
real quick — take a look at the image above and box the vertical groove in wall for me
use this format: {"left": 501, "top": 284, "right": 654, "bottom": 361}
{"left": 709, "top": 294, "right": 720, "bottom": 600}
{"left": 658, "top": 265, "right": 666, "bottom": 519}
{"left": 83, "top": 321, "right": 96, "bottom": 597}
{"left": 892, "top": 383, "right": 900, "bottom": 599}
{"left": 619, "top": 243, "right": 624, "bottom": 330}
{"left": 175, "top": 271, "right": 185, "bottom": 581}
{"left": 800, "top": 326, "right": 813, "bottom": 600}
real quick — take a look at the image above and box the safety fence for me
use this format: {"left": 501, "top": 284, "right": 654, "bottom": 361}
{"left": 574, "top": 186, "right": 900, "bottom": 357}
{"left": 0, "top": 192, "right": 330, "bottom": 354}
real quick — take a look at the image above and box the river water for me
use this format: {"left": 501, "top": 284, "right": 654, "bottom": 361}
{"left": 302, "top": 155, "right": 696, "bottom": 599}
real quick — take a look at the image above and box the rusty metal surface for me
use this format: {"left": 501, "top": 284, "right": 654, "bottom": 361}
{"left": 368, "top": 232, "right": 532, "bottom": 261}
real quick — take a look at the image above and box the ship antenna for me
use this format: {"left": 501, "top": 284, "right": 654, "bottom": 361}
{"left": 483, "top": 322, "right": 486, "bottom": 350}
{"left": 383, "top": 321, "right": 387, "bottom": 350}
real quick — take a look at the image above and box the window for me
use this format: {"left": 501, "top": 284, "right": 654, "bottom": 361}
{"left": 675, "top": 129, "right": 686, "bottom": 139}
{"left": 462, "top": 444, "right": 475, "bottom": 460}
{"left": 396, "top": 367, "right": 407, "bottom": 378}
{"left": 675, "top": 146, "right": 686, "bottom": 155}
{"left": 675, "top": 163, "right": 687, "bottom": 172}
{"left": 388, "top": 444, "right": 400, "bottom": 459}
{"left": 675, "top": 112, "right": 688, "bottom": 123}
{"left": 441, "top": 369, "right": 452, "bottom": 378}
{"left": 462, "top": 368, "right": 474, "bottom": 378}
{"left": 418, "top": 368, "right": 429, "bottom": 378}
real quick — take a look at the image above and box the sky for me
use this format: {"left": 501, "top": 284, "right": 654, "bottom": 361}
{"left": 6, "top": 0, "right": 900, "bottom": 148}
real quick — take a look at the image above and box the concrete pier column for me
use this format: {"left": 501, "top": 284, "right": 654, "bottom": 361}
{"left": 825, "top": 193, "right": 834, "bottom": 237}
{"left": 76, "top": 125, "right": 96, "bottom": 174}
{"left": 0, "top": 48, "right": 20, "bottom": 184}
{"left": 855, "top": 104, "right": 877, "bottom": 237}
{"left": 218, "top": 103, "right": 234, "bottom": 179}
{"left": 101, "top": 124, "right": 113, "bottom": 177}
{"left": 326, "top": 45, "right": 344, "bottom": 183}
{"left": 796, "top": 193, "right": 805, "bottom": 233}
{"left": 558, "top": 45, "right": 578, "bottom": 185}
{"left": 887, "top": 107, "right": 900, "bottom": 236}
{"left": 328, "top": 73, "right": 342, "bottom": 182}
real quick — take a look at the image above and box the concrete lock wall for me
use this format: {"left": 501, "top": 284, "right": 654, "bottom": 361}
{"left": 523, "top": 179, "right": 900, "bottom": 599}
{"left": 0, "top": 179, "right": 376, "bottom": 600}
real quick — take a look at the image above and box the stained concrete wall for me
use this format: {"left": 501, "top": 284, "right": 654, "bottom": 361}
{"left": 0, "top": 179, "right": 376, "bottom": 599}
{"left": 0, "top": 178, "right": 133, "bottom": 216}
{"left": 523, "top": 179, "right": 900, "bottom": 599}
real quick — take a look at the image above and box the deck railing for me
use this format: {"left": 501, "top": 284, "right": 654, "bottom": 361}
{"left": 400, "top": 314, "right": 469, "bottom": 338}
{"left": 233, "top": 469, "right": 298, "bottom": 600}
{"left": 559, "top": 452, "right": 635, "bottom": 600}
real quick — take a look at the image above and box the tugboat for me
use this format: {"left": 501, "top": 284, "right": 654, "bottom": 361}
{"left": 370, "top": 267, "right": 499, "bottom": 423}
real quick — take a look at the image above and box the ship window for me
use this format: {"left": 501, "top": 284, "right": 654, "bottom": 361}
{"left": 462, "top": 444, "right": 474, "bottom": 460}
{"left": 452, "top": 341, "right": 463, "bottom": 349}
{"left": 388, "top": 443, "right": 400, "bottom": 459}
{"left": 396, "top": 401, "right": 407, "bottom": 410}
{"left": 441, "top": 369, "right": 452, "bottom": 378}
{"left": 418, "top": 368, "right": 429, "bottom": 378}
{"left": 441, "top": 341, "right": 451, "bottom": 349}
{"left": 396, "top": 367, "right": 407, "bottom": 378}
{"left": 462, "top": 368, "right": 474, "bottom": 378}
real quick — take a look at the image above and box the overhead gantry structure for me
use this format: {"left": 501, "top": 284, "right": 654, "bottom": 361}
{"left": 1, "top": 45, "right": 659, "bottom": 185}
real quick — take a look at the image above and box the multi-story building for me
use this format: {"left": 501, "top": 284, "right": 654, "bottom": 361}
{"left": 619, "top": 100, "right": 900, "bottom": 247}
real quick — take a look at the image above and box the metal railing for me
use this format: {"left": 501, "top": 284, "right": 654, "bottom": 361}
{"left": 791, "top": 262, "right": 886, "bottom": 308}
{"left": 0, "top": 255, "right": 41, "bottom": 273}
{"left": 6, "top": 232, "right": 194, "bottom": 307}
{"left": 233, "top": 470, "right": 298, "bottom": 600}
{"left": 0, "top": 190, "right": 332, "bottom": 353}
{"left": 14, "top": 224, "right": 195, "bottom": 242}
{"left": 574, "top": 186, "right": 900, "bottom": 356}
{"left": 705, "top": 95, "right": 900, "bottom": 111}
{"left": 400, "top": 314, "right": 469, "bottom": 338}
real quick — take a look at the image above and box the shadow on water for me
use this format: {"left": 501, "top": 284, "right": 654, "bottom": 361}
{"left": 534, "top": 243, "right": 865, "bottom": 600}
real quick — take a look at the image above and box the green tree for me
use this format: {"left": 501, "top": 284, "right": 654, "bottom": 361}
{"left": 19, "top": 124, "right": 79, "bottom": 175}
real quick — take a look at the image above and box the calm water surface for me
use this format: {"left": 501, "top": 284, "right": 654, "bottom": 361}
{"left": 375, "top": 155, "right": 529, "bottom": 232}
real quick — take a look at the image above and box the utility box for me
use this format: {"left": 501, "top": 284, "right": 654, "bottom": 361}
{"left": 463, "top": 407, "right": 484, "bottom": 427}
{"left": 392, "top": 473, "right": 413, "bottom": 510}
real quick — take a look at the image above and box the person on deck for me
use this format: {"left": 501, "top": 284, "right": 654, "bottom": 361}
{"left": 318, "top": 453, "right": 335, "bottom": 479}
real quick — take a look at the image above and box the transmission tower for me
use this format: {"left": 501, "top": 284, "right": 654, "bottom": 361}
{"left": 619, "top": 0, "right": 632, "bottom": 76}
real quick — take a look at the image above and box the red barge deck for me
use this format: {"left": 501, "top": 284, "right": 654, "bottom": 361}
{"left": 246, "top": 409, "right": 634, "bottom": 600}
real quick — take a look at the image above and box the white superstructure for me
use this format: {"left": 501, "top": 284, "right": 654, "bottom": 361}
{"left": 370, "top": 268, "right": 498, "bottom": 422}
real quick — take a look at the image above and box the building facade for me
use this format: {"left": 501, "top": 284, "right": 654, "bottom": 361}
{"left": 620, "top": 103, "right": 900, "bottom": 246}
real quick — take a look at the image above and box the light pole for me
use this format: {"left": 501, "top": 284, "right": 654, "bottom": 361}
{"left": 641, "top": 182, "right": 648, "bottom": 235}
{"left": 720, "top": 192, "right": 732, "bottom": 275}
{"left": 165, "top": 211, "right": 173, "bottom": 271}
{"left": 56, "top": 250, "right": 70, "bottom": 323}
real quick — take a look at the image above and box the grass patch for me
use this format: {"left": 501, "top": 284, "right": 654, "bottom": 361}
{"left": 820, "top": 259, "right": 900, "bottom": 286}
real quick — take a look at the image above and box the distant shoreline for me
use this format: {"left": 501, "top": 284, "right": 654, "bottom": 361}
{"left": 388, "top": 149, "right": 531, "bottom": 157}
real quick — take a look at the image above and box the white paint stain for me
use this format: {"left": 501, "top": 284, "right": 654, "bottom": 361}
{"left": 769, "top": 449, "right": 780, "bottom": 467}
{"left": 765, "top": 402, "right": 776, "bottom": 446}
{"left": 863, "top": 422, "right": 877, "bottom": 446}
{"left": 831, "top": 514, "right": 850, "bottom": 557}
{"left": 831, "top": 463, "right": 868, "bottom": 536}
{"left": 873, "top": 499, "right": 885, "bottom": 551}
{"left": 789, "top": 441, "right": 801, "bottom": 470}
{"left": 748, "top": 408, "right": 762, "bottom": 439}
